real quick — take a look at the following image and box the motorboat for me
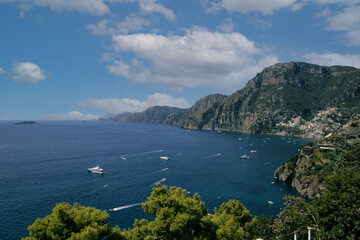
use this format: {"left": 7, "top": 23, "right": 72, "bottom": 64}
{"left": 240, "top": 154, "right": 251, "bottom": 159}
{"left": 88, "top": 166, "right": 104, "bottom": 174}
{"left": 160, "top": 156, "right": 169, "bottom": 160}
{"left": 268, "top": 201, "right": 274, "bottom": 205}
{"left": 250, "top": 150, "right": 257, "bottom": 153}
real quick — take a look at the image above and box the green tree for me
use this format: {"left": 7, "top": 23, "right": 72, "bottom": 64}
{"left": 336, "top": 139, "right": 360, "bottom": 169}
{"left": 110, "top": 184, "right": 208, "bottom": 239}
{"left": 272, "top": 195, "right": 318, "bottom": 239}
{"left": 253, "top": 215, "right": 276, "bottom": 240}
{"left": 210, "top": 200, "right": 257, "bottom": 240}
{"left": 22, "top": 203, "right": 111, "bottom": 240}
{"left": 110, "top": 184, "right": 258, "bottom": 240}
{"left": 313, "top": 168, "right": 360, "bottom": 239}
{"left": 143, "top": 184, "right": 208, "bottom": 239}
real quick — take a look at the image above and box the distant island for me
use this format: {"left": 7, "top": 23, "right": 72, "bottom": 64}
{"left": 14, "top": 121, "right": 36, "bottom": 124}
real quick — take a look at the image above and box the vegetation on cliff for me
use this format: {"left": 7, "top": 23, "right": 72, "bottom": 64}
{"left": 274, "top": 125, "right": 360, "bottom": 199}
{"left": 103, "top": 62, "right": 360, "bottom": 138}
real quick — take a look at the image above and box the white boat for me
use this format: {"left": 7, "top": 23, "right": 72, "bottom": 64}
{"left": 250, "top": 150, "right": 257, "bottom": 153}
{"left": 160, "top": 156, "right": 169, "bottom": 160}
{"left": 240, "top": 154, "right": 251, "bottom": 159}
{"left": 88, "top": 166, "right": 104, "bottom": 174}
{"left": 268, "top": 201, "right": 274, "bottom": 205}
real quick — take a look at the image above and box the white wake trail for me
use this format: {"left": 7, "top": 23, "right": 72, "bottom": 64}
{"left": 150, "top": 178, "right": 167, "bottom": 186}
{"left": 155, "top": 168, "right": 169, "bottom": 173}
{"left": 204, "top": 153, "right": 221, "bottom": 158}
{"left": 109, "top": 202, "right": 143, "bottom": 212}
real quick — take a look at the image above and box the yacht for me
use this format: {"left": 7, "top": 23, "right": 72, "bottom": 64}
{"left": 240, "top": 154, "right": 251, "bottom": 159}
{"left": 88, "top": 166, "right": 104, "bottom": 174}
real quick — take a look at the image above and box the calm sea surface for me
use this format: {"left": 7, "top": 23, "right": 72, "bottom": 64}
{"left": 0, "top": 121, "right": 305, "bottom": 239}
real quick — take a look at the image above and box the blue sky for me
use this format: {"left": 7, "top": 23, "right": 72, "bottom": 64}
{"left": 1, "top": 0, "right": 360, "bottom": 120}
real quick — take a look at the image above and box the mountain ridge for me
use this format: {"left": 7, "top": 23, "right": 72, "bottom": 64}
{"left": 103, "top": 62, "right": 360, "bottom": 138}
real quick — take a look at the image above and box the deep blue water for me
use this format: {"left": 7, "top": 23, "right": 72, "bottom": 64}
{"left": 0, "top": 121, "right": 306, "bottom": 239}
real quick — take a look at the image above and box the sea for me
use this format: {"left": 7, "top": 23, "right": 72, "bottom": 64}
{"left": 0, "top": 120, "right": 306, "bottom": 239}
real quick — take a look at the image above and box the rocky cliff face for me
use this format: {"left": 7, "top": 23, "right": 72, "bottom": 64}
{"left": 119, "top": 106, "right": 182, "bottom": 124}
{"left": 180, "top": 62, "right": 360, "bottom": 137}
{"left": 274, "top": 150, "right": 325, "bottom": 199}
{"left": 103, "top": 94, "right": 227, "bottom": 125}
{"left": 274, "top": 121, "right": 360, "bottom": 199}
{"left": 103, "top": 62, "right": 360, "bottom": 138}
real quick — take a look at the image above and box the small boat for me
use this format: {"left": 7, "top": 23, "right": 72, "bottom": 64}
{"left": 250, "top": 150, "right": 257, "bottom": 153}
{"left": 268, "top": 201, "right": 274, "bottom": 205}
{"left": 160, "top": 156, "right": 169, "bottom": 160}
{"left": 271, "top": 181, "right": 275, "bottom": 185}
{"left": 88, "top": 166, "right": 104, "bottom": 174}
{"left": 240, "top": 154, "right": 251, "bottom": 159}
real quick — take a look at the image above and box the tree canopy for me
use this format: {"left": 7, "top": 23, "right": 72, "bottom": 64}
{"left": 110, "top": 184, "right": 256, "bottom": 240}
{"left": 22, "top": 202, "right": 111, "bottom": 240}
{"left": 313, "top": 168, "right": 360, "bottom": 239}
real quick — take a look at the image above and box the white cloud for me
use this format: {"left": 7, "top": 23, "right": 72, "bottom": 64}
{"left": 311, "top": 0, "right": 360, "bottom": 4}
{"left": 304, "top": 52, "right": 360, "bottom": 68}
{"left": 324, "top": 5, "right": 360, "bottom": 46}
{"left": 217, "top": 18, "right": 235, "bottom": 32}
{"left": 246, "top": 14, "right": 272, "bottom": 29}
{"left": 116, "top": 14, "right": 151, "bottom": 34}
{"left": 104, "top": 0, "right": 137, "bottom": 3}
{"left": 34, "top": 0, "right": 110, "bottom": 15}
{"left": 87, "top": 19, "right": 111, "bottom": 35}
{"left": 1, "top": 0, "right": 177, "bottom": 20}
{"left": 109, "top": 27, "right": 278, "bottom": 90}
{"left": 77, "top": 93, "right": 190, "bottom": 114}
{"left": 87, "top": 15, "right": 151, "bottom": 36}
{"left": 0, "top": 66, "right": 5, "bottom": 74}
{"left": 146, "top": 93, "right": 190, "bottom": 108}
{"left": 139, "top": 0, "right": 175, "bottom": 20}
{"left": 1, "top": 0, "right": 111, "bottom": 16}
{"left": 219, "top": 0, "right": 296, "bottom": 14}
{"left": 77, "top": 98, "right": 148, "bottom": 114}
{"left": 46, "top": 111, "right": 100, "bottom": 120}
{"left": 204, "top": 0, "right": 360, "bottom": 15}
{"left": 11, "top": 62, "right": 48, "bottom": 83}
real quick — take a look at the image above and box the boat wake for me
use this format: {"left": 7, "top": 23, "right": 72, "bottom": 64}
{"left": 150, "top": 178, "right": 166, "bottom": 186}
{"left": 143, "top": 149, "right": 164, "bottom": 154}
{"left": 109, "top": 202, "right": 143, "bottom": 212}
{"left": 204, "top": 153, "right": 221, "bottom": 158}
{"left": 120, "top": 150, "right": 164, "bottom": 160}
{"left": 155, "top": 168, "right": 169, "bottom": 173}
{"left": 74, "top": 184, "right": 108, "bottom": 201}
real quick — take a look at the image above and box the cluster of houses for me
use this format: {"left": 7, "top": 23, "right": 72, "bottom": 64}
{"left": 276, "top": 108, "right": 343, "bottom": 138}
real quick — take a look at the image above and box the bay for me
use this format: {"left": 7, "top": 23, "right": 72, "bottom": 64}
{"left": 0, "top": 121, "right": 304, "bottom": 239}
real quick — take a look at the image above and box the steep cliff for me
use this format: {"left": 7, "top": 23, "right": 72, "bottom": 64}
{"left": 103, "top": 94, "right": 227, "bottom": 125}
{"left": 103, "top": 62, "right": 360, "bottom": 137}
{"left": 180, "top": 62, "right": 360, "bottom": 137}
{"left": 274, "top": 150, "right": 327, "bottom": 199}
{"left": 274, "top": 122, "right": 360, "bottom": 199}
{"left": 119, "top": 106, "right": 182, "bottom": 124}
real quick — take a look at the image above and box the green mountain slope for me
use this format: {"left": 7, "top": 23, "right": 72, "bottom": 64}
{"left": 180, "top": 62, "right": 360, "bottom": 137}
{"left": 103, "top": 62, "right": 360, "bottom": 138}
{"left": 103, "top": 94, "right": 227, "bottom": 125}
